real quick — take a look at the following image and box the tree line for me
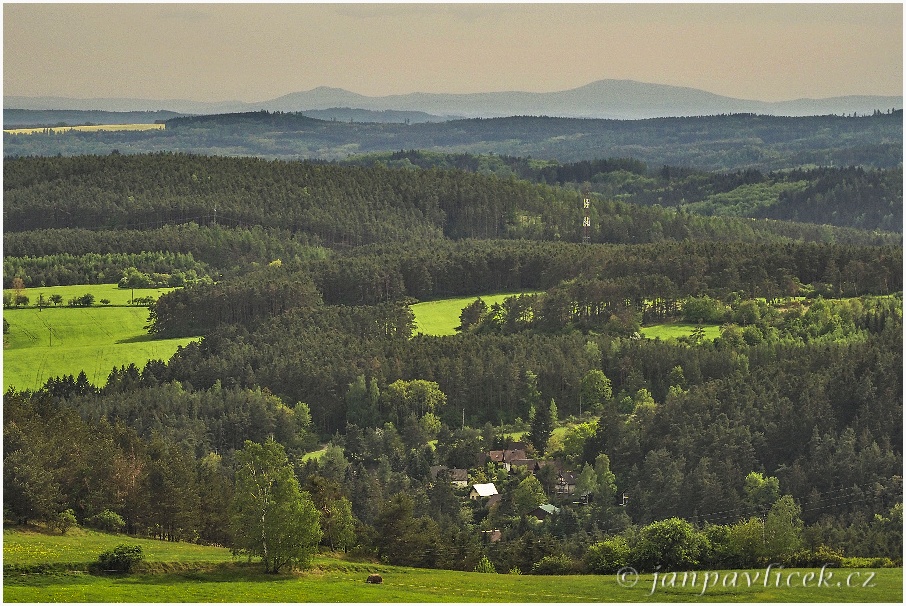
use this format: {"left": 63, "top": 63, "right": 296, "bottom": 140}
{"left": 5, "top": 110, "right": 901, "bottom": 171}
{"left": 2, "top": 251, "right": 212, "bottom": 289}
{"left": 3, "top": 223, "right": 327, "bottom": 288}
{"left": 145, "top": 239, "right": 901, "bottom": 337}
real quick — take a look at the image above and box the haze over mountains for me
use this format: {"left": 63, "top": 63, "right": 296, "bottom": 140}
{"left": 6, "top": 79, "right": 902, "bottom": 121}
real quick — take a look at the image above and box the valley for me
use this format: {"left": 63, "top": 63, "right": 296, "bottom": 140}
{"left": 3, "top": 108, "right": 901, "bottom": 602}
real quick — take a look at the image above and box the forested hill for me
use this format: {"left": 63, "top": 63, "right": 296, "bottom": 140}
{"left": 348, "top": 152, "right": 903, "bottom": 233}
{"left": 3, "top": 154, "right": 899, "bottom": 257}
{"left": 4, "top": 110, "right": 901, "bottom": 171}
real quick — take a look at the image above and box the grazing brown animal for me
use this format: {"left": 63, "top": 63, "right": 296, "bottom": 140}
{"left": 366, "top": 573, "right": 383, "bottom": 584}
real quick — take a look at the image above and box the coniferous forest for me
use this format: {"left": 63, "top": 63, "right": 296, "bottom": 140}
{"left": 3, "top": 111, "right": 902, "bottom": 575}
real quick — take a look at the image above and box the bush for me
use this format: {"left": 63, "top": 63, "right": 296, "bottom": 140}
{"left": 68, "top": 293, "right": 95, "bottom": 307}
{"left": 97, "top": 544, "right": 144, "bottom": 573}
{"left": 88, "top": 509, "right": 126, "bottom": 533}
{"left": 50, "top": 509, "right": 78, "bottom": 535}
{"left": 586, "top": 535, "right": 630, "bottom": 573}
{"left": 840, "top": 556, "right": 897, "bottom": 568}
{"left": 632, "top": 517, "right": 708, "bottom": 571}
{"left": 474, "top": 555, "right": 497, "bottom": 573}
{"left": 530, "top": 553, "right": 576, "bottom": 575}
{"left": 783, "top": 544, "right": 844, "bottom": 568}
{"left": 681, "top": 295, "right": 727, "bottom": 324}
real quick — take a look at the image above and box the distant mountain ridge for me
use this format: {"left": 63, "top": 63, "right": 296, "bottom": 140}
{"left": 6, "top": 79, "right": 902, "bottom": 120}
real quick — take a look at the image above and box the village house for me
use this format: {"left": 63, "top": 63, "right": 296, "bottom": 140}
{"left": 429, "top": 465, "right": 469, "bottom": 487}
{"left": 530, "top": 503, "right": 560, "bottom": 520}
{"left": 469, "top": 482, "right": 499, "bottom": 501}
{"left": 537, "top": 460, "right": 577, "bottom": 495}
{"left": 509, "top": 458, "right": 540, "bottom": 474}
{"left": 555, "top": 470, "right": 577, "bottom": 495}
{"left": 480, "top": 447, "right": 538, "bottom": 472}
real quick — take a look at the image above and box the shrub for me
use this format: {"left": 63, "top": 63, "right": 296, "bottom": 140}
{"left": 632, "top": 517, "right": 708, "bottom": 571}
{"left": 840, "top": 556, "right": 897, "bottom": 568}
{"left": 586, "top": 535, "right": 630, "bottom": 573}
{"left": 783, "top": 544, "right": 844, "bottom": 568}
{"left": 88, "top": 509, "right": 126, "bottom": 533}
{"left": 68, "top": 293, "right": 95, "bottom": 307}
{"left": 681, "top": 295, "right": 727, "bottom": 324}
{"left": 530, "top": 553, "right": 576, "bottom": 575}
{"left": 474, "top": 555, "right": 497, "bottom": 573}
{"left": 50, "top": 509, "right": 78, "bottom": 535}
{"left": 97, "top": 544, "right": 144, "bottom": 573}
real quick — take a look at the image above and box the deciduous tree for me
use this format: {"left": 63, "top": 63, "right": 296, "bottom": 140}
{"left": 230, "top": 439, "right": 321, "bottom": 573}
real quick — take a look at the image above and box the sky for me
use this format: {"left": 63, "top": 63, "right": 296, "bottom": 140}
{"left": 2, "top": 2, "right": 903, "bottom": 103}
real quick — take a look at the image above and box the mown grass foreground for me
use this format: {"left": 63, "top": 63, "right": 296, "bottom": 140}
{"left": 8, "top": 565, "right": 901, "bottom": 603}
{"left": 2, "top": 284, "right": 198, "bottom": 391}
{"left": 3, "top": 528, "right": 902, "bottom": 602}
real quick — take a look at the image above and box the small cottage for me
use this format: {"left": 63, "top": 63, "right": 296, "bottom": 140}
{"left": 469, "top": 482, "right": 499, "bottom": 500}
{"left": 530, "top": 503, "right": 560, "bottom": 520}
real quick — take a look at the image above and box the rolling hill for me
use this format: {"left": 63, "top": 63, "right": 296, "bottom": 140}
{"left": 7, "top": 79, "right": 901, "bottom": 120}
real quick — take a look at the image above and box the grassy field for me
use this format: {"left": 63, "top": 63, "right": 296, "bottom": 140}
{"left": 3, "top": 527, "right": 902, "bottom": 602}
{"left": 3, "top": 284, "right": 198, "bottom": 391}
{"left": 411, "top": 293, "right": 535, "bottom": 336}
{"left": 4, "top": 123, "right": 165, "bottom": 135}
{"left": 3, "top": 527, "right": 234, "bottom": 568}
{"left": 411, "top": 293, "right": 722, "bottom": 343}
{"left": 4, "top": 283, "right": 175, "bottom": 307}
{"left": 639, "top": 322, "right": 722, "bottom": 342}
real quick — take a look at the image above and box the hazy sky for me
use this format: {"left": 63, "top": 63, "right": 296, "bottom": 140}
{"left": 3, "top": 2, "right": 903, "bottom": 103}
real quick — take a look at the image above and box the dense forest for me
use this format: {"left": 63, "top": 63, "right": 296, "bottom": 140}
{"left": 4, "top": 110, "right": 901, "bottom": 170}
{"left": 351, "top": 151, "right": 903, "bottom": 233}
{"left": 3, "top": 153, "right": 900, "bottom": 289}
{"left": 4, "top": 117, "right": 902, "bottom": 575}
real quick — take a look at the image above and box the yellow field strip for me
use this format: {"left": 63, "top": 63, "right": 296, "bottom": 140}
{"left": 4, "top": 123, "right": 165, "bottom": 134}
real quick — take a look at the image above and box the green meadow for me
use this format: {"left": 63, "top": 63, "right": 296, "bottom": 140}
{"left": 3, "top": 284, "right": 198, "bottom": 391}
{"left": 3, "top": 527, "right": 234, "bottom": 568}
{"left": 411, "top": 293, "right": 533, "bottom": 336}
{"left": 639, "top": 322, "right": 722, "bottom": 342}
{"left": 411, "top": 294, "right": 720, "bottom": 342}
{"left": 3, "top": 528, "right": 901, "bottom": 603}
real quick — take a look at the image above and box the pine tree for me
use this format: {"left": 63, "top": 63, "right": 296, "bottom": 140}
{"left": 528, "top": 398, "right": 556, "bottom": 455}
